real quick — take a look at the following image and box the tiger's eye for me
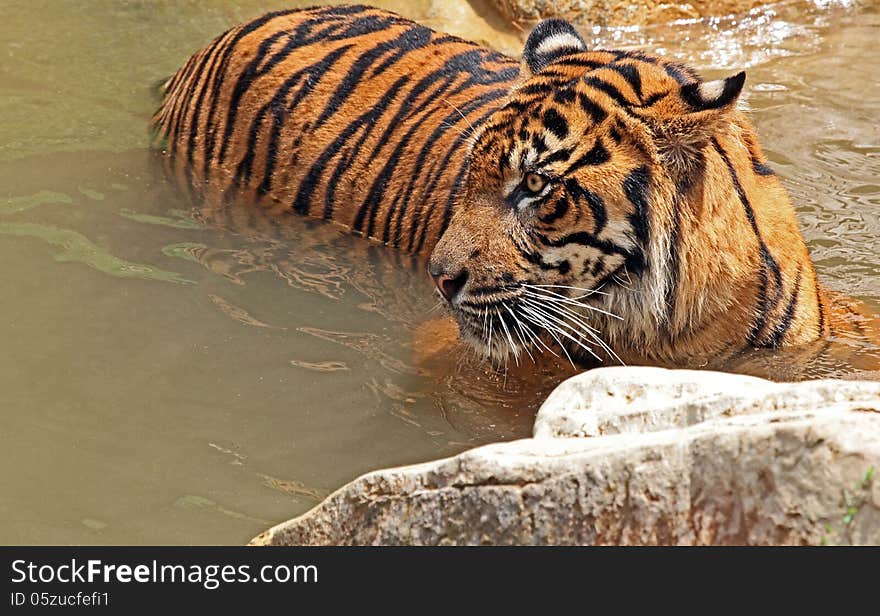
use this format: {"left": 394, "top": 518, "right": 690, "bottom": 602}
{"left": 525, "top": 173, "right": 546, "bottom": 193}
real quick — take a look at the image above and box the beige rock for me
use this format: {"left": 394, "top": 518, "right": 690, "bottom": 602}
{"left": 490, "top": 0, "right": 779, "bottom": 28}
{"left": 534, "top": 366, "right": 880, "bottom": 437}
{"left": 252, "top": 367, "right": 880, "bottom": 546}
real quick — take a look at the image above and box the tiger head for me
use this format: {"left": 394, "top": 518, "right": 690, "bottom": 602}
{"left": 428, "top": 19, "right": 767, "bottom": 365}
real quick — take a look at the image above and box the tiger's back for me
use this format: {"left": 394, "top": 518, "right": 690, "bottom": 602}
{"left": 152, "top": 4, "right": 517, "bottom": 253}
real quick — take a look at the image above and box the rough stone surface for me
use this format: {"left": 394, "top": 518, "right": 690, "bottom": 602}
{"left": 489, "top": 0, "right": 776, "bottom": 28}
{"left": 535, "top": 367, "right": 880, "bottom": 438}
{"left": 252, "top": 367, "right": 880, "bottom": 546}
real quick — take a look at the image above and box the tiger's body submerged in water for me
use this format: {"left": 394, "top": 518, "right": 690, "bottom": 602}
{"left": 152, "top": 4, "right": 879, "bottom": 370}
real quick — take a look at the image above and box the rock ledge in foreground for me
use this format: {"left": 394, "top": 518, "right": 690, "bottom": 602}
{"left": 252, "top": 367, "right": 880, "bottom": 546}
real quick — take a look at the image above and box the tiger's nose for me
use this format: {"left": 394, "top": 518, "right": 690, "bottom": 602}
{"left": 429, "top": 267, "right": 469, "bottom": 302}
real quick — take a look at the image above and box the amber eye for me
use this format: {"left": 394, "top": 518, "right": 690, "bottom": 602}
{"left": 524, "top": 172, "right": 547, "bottom": 194}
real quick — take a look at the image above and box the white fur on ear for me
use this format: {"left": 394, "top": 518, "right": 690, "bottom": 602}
{"left": 535, "top": 31, "right": 586, "bottom": 57}
{"left": 697, "top": 79, "right": 726, "bottom": 101}
{"left": 680, "top": 72, "right": 746, "bottom": 110}
{"left": 521, "top": 19, "right": 588, "bottom": 79}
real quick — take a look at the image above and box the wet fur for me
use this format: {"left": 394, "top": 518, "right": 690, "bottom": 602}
{"left": 153, "top": 5, "right": 874, "bottom": 367}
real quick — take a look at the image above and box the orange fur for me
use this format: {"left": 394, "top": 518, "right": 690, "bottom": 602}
{"left": 153, "top": 6, "right": 878, "bottom": 369}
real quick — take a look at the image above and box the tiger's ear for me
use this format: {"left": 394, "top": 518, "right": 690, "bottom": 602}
{"left": 519, "top": 19, "right": 588, "bottom": 81}
{"left": 680, "top": 71, "right": 746, "bottom": 112}
{"left": 648, "top": 72, "right": 747, "bottom": 174}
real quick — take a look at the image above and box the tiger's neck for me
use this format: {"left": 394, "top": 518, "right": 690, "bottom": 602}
{"left": 602, "top": 121, "right": 827, "bottom": 364}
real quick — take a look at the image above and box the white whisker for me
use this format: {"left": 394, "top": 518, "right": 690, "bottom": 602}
{"left": 503, "top": 304, "right": 535, "bottom": 363}
{"left": 515, "top": 309, "right": 560, "bottom": 359}
{"left": 524, "top": 283, "right": 609, "bottom": 299}
{"left": 525, "top": 297, "right": 623, "bottom": 365}
{"left": 497, "top": 309, "right": 520, "bottom": 366}
{"left": 518, "top": 304, "right": 581, "bottom": 367}
{"left": 522, "top": 288, "right": 623, "bottom": 320}
{"left": 520, "top": 300, "right": 602, "bottom": 361}
{"left": 512, "top": 307, "right": 552, "bottom": 357}
{"left": 487, "top": 311, "right": 494, "bottom": 359}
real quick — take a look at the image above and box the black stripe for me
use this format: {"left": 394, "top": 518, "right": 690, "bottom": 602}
{"left": 423, "top": 160, "right": 469, "bottom": 253}
{"left": 214, "top": 29, "right": 293, "bottom": 164}
{"left": 536, "top": 69, "right": 577, "bottom": 80}
{"left": 182, "top": 31, "right": 236, "bottom": 174}
{"left": 564, "top": 139, "right": 609, "bottom": 175}
{"left": 358, "top": 70, "right": 475, "bottom": 235}
{"left": 815, "top": 277, "right": 825, "bottom": 337}
{"left": 367, "top": 50, "right": 505, "bottom": 164}
{"left": 364, "top": 53, "right": 517, "bottom": 246}
{"left": 164, "top": 53, "right": 197, "bottom": 94}
{"left": 663, "top": 62, "right": 697, "bottom": 85}
{"left": 356, "top": 75, "right": 464, "bottom": 236}
{"left": 539, "top": 149, "right": 571, "bottom": 165}
{"left": 766, "top": 266, "right": 802, "bottom": 347}
{"left": 606, "top": 63, "right": 643, "bottom": 100}
{"left": 370, "top": 29, "right": 446, "bottom": 77}
{"left": 583, "top": 76, "right": 633, "bottom": 107}
{"left": 230, "top": 46, "right": 352, "bottom": 198}
{"left": 577, "top": 93, "right": 608, "bottom": 124}
{"left": 712, "top": 137, "right": 783, "bottom": 346}
{"left": 752, "top": 158, "right": 775, "bottom": 176}
{"left": 748, "top": 264, "right": 771, "bottom": 346}
{"left": 563, "top": 178, "right": 607, "bottom": 235}
{"left": 520, "top": 246, "right": 572, "bottom": 272}
{"left": 537, "top": 231, "right": 630, "bottom": 257}
{"left": 405, "top": 54, "right": 518, "bottom": 249}
{"left": 313, "top": 22, "right": 433, "bottom": 130}
{"left": 323, "top": 145, "right": 357, "bottom": 217}
{"left": 543, "top": 108, "right": 569, "bottom": 140}
{"left": 539, "top": 196, "right": 569, "bottom": 224}
{"left": 201, "top": 13, "right": 301, "bottom": 181}
{"left": 216, "top": 10, "right": 394, "bottom": 166}
{"left": 608, "top": 125, "right": 622, "bottom": 144}
{"left": 532, "top": 135, "right": 548, "bottom": 154}
{"left": 552, "top": 88, "right": 577, "bottom": 104}
{"left": 410, "top": 96, "right": 514, "bottom": 252}
{"left": 289, "top": 75, "right": 409, "bottom": 216}
{"left": 385, "top": 88, "right": 509, "bottom": 247}
{"left": 616, "top": 50, "right": 664, "bottom": 65}
{"left": 167, "top": 43, "right": 223, "bottom": 159}
{"left": 623, "top": 166, "right": 651, "bottom": 246}
{"left": 159, "top": 53, "right": 201, "bottom": 134}
{"left": 165, "top": 46, "right": 213, "bottom": 143}
{"left": 664, "top": 153, "right": 704, "bottom": 319}
{"left": 518, "top": 82, "right": 556, "bottom": 97}
{"left": 637, "top": 89, "right": 669, "bottom": 107}
{"left": 552, "top": 56, "right": 604, "bottom": 69}
{"left": 202, "top": 9, "right": 364, "bottom": 179}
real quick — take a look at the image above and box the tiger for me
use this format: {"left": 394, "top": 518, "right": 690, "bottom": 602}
{"left": 152, "top": 4, "right": 879, "bottom": 371}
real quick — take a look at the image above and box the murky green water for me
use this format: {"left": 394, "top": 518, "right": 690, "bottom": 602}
{"left": 1, "top": 0, "right": 878, "bottom": 544}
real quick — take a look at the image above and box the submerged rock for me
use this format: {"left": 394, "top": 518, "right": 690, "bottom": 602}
{"left": 252, "top": 367, "right": 880, "bottom": 545}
